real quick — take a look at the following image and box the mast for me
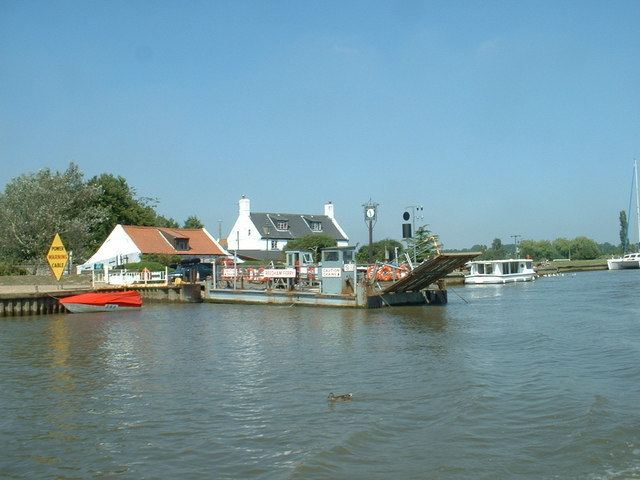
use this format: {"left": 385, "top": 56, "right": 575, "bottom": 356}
{"left": 636, "top": 160, "right": 640, "bottom": 251}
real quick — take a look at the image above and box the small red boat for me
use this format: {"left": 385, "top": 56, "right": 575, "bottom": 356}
{"left": 60, "top": 290, "right": 143, "bottom": 313}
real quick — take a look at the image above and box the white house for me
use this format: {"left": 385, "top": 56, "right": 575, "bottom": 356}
{"left": 78, "top": 224, "right": 230, "bottom": 271}
{"left": 226, "top": 196, "right": 349, "bottom": 260}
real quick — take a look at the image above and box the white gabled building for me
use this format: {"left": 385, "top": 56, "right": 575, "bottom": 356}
{"left": 226, "top": 196, "right": 349, "bottom": 259}
{"left": 78, "top": 224, "right": 230, "bottom": 271}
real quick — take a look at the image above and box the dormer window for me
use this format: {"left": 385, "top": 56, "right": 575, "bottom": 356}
{"left": 174, "top": 238, "right": 189, "bottom": 251}
{"left": 309, "top": 220, "right": 322, "bottom": 232}
{"left": 276, "top": 220, "right": 289, "bottom": 231}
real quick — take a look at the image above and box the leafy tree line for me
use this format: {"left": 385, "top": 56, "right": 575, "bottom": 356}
{"left": 448, "top": 236, "right": 618, "bottom": 261}
{"left": 0, "top": 163, "right": 205, "bottom": 273}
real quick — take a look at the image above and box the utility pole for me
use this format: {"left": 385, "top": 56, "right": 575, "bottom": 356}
{"left": 510, "top": 234, "right": 521, "bottom": 258}
{"left": 405, "top": 205, "right": 423, "bottom": 262}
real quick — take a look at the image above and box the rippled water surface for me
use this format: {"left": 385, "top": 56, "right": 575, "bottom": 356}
{"left": 2, "top": 270, "right": 640, "bottom": 479}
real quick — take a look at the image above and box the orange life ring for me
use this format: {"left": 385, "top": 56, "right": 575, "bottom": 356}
{"left": 258, "top": 267, "right": 268, "bottom": 283}
{"left": 377, "top": 265, "right": 393, "bottom": 282}
{"left": 366, "top": 265, "right": 376, "bottom": 280}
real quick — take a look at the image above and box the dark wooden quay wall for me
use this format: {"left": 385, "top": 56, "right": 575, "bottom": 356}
{"left": 0, "top": 292, "right": 72, "bottom": 317}
{"left": 0, "top": 284, "right": 203, "bottom": 317}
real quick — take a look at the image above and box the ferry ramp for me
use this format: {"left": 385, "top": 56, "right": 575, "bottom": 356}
{"left": 381, "top": 252, "right": 481, "bottom": 294}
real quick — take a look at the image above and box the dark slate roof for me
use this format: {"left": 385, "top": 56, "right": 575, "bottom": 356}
{"left": 250, "top": 212, "right": 348, "bottom": 241}
{"left": 236, "top": 250, "right": 285, "bottom": 262}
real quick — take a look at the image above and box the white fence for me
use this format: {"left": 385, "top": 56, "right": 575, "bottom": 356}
{"left": 93, "top": 268, "right": 168, "bottom": 287}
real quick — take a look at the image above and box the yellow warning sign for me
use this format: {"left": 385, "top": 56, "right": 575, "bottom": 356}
{"left": 47, "top": 233, "right": 68, "bottom": 281}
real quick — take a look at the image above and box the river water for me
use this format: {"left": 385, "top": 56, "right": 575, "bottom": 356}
{"left": 1, "top": 270, "right": 640, "bottom": 479}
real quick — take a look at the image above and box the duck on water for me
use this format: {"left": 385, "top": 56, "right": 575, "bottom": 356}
{"left": 327, "top": 393, "right": 353, "bottom": 402}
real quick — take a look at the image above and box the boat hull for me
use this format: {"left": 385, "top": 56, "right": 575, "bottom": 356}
{"left": 62, "top": 303, "right": 140, "bottom": 313}
{"left": 60, "top": 290, "right": 142, "bottom": 313}
{"left": 607, "top": 258, "right": 640, "bottom": 270}
{"left": 464, "top": 273, "right": 536, "bottom": 285}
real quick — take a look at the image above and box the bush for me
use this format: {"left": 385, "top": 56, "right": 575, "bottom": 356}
{"left": 0, "top": 262, "right": 28, "bottom": 276}
{"left": 116, "top": 261, "right": 168, "bottom": 272}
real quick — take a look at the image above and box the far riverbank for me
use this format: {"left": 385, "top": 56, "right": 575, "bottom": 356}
{"left": 535, "top": 258, "right": 608, "bottom": 275}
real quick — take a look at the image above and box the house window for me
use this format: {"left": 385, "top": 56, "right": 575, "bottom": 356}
{"left": 271, "top": 240, "right": 278, "bottom": 249}
{"left": 175, "top": 238, "right": 189, "bottom": 251}
{"left": 309, "top": 221, "right": 322, "bottom": 232}
{"left": 276, "top": 220, "right": 289, "bottom": 230}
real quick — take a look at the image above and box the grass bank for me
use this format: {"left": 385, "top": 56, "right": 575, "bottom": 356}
{"left": 537, "top": 259, "right": 608, "bottom": 273}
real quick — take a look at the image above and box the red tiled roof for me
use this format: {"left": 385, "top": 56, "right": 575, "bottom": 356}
{"left": 122, "top": 225, "right": 227, "bottom": 256}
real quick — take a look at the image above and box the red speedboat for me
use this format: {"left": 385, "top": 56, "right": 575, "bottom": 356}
{"left": 60, "top": 290, "right": 143, "bottom": 313}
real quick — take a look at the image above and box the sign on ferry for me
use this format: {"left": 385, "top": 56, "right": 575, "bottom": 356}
{"left": 47, "top": 233, "right": 68, "bottom": 281}
{"left": 321, "top": 267, "right": 342, "bottom": 278}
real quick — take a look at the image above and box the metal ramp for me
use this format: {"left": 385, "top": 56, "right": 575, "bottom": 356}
{"left": 381, "top": 252, "right": 481, "bottom": 294}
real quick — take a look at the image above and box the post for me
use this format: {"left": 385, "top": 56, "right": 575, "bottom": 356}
{"left": 234, "top": 230, "right": 239, "bottom": 290}
{"left": 368, "top": 221, "right": 373, "bottom": 263}
{"left": 405, "top": 204, "right": 423, "bottom": 263}
{"left": 510, "top": 234, "right": 521, "bottom": 258}
{"left": 635, "top": 160, "right": 640, "bottom": 251}
{"left": 412, "top": 209, "right": 416, "bottom": 262}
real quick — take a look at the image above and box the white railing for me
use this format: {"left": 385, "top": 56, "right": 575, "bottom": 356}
{"left": 92, "top": 268, "right": 168, "bottom": 287}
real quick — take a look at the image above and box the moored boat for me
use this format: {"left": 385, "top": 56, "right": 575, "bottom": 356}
{"left": 609, "top": 160, "right": 640, "bottom": 271}
{"left": 607, "top": 253, "right": 640, "bottom": 270}
{"left": 465, "top": 259, "right": 536, "bottom": 284}
{"left": 60, "top": 290, "right": 142, "bottom": 313}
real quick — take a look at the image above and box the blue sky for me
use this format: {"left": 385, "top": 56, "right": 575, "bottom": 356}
{"left": 1, "top": 1, "right": 639, "bottom": 249}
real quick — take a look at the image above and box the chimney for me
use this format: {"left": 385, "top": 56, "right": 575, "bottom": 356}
{"left": 324, "top": 201, "right": 334, "bottom": 220}
{"left": 239, "top": 195, "right": 251, "bottom": 217}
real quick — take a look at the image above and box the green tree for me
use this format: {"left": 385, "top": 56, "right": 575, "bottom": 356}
{"left": 0, "top": 163, "right": 107, "bottom": 271}
{"left": 598, "top": 242, "right": 618, "bottom": 256}
{"left": 519, "top": 239, "right": 557, "bottom": 261}
{"left": 88, "top": 173, "right": 158, "bottom": 247}
{"left": 552, "top": 237, "right": 572, "bottom": 259}
{"left": 155, "top": 215, "right": 180, "bottom": 228}
{"left": 356, "top": 239, "right": 404, "bottom": 263}
{"left": 619, "top": 210, "right": 629, "bottom": 253}
{"left": 414, "top": 226, "right": 441, "bottom": 262}
{"left": 183, "top": 215, "right": 204, "bottom": 229}
{"left": 571, "top": 236, "right": 600, "bottom": 260}
{"left": 284, "top": 234, "right": 337, "bottom": 262}
{"left": 479, "top": 238, "right": 507, "bottom": 260}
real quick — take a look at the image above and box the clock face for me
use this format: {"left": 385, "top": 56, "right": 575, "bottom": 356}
{"left": 366, "top": 208, "right": 375, "bottom": 218}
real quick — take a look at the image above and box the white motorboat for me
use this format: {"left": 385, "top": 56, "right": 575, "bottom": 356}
{"left": 465, "top": 259, "right": 536, "bottom": 284}
{"left": 607, "top": 253, "right": 640, "bottom": 270}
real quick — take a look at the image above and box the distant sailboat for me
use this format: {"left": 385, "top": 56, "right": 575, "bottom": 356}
{"left": 608, "top": 160, "right": 640, "bottom": 270}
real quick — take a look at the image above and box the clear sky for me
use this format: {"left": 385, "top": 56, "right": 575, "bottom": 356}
{"left": 1, "top": 1, "right": 639, "bottom": 249}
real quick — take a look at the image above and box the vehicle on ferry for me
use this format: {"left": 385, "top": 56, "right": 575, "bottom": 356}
{"left": 465, "top": 259, "right": 536, "bottom": 284}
